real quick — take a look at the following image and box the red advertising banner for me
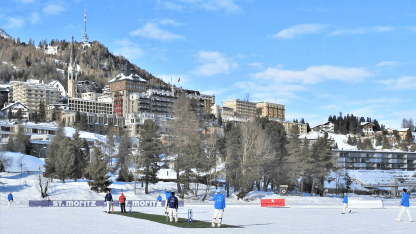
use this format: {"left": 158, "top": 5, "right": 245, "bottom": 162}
{"left": 261, "top": 199, "right": 285, "bottom": 207}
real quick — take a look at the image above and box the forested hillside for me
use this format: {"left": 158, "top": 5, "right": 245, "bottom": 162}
{"left": 0, "top": 36, "right": 163, "bottom": 90}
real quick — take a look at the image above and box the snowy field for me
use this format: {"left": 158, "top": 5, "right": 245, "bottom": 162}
{"left": 1, "top": 154, "right": 416, "bottom": 233}
{"left": 1, "top": 205, "right": 416, "bottom": 233}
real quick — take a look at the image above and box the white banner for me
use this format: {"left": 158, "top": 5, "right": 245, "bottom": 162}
{"left": 348, "top": 200, "right": 384, "bottom": 209}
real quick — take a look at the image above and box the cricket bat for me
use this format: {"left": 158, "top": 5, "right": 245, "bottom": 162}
{"left": 112, "top": 202, "right": 114, "bottom": 213}
{"left": 166, "top": 209, "right": 168, "bottom": 222}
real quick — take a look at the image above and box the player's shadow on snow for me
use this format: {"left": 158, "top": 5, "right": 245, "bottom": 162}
{"left": 237, "top": 223, "right": 273, "bottom": 227}
{"left": 1, "top": 184, "right": 31, "bottom": 193}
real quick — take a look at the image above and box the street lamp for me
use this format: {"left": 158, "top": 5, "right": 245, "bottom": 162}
{"left": 38, "top": 147, "right": 47, "bottom": 158}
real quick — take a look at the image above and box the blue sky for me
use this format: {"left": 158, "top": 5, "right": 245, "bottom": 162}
{"left": 1, "top": 0, "right": 416, "bottom": 128}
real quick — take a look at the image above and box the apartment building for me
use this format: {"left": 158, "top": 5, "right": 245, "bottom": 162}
{"left": 333, "top": 149, "right": 416, "bottom": 171}
{"left": 109, "top": 63, "right": 148, "bottom": 117}
{"left": 200, "top": 94, "right": 215, "bottom": 113}
{"left": 222, "top": 99, "right": 256, "bottom": 120}
{"left": 125, "top": 112, "right": 173, "bottom": 137}
{"left": 129, "top": 88, "right": 174, "bottom": 115}
{"left": 68, "top": 98, "right": 113, "bottom": 115}
{"left": 281, "top": 121, "right": 308, "bottom": 135}
{"left": 62, "top": 112, "right": 125, "bottom": 135}
{"left": 256, "top": 102, "right": 285, "bottom": 121}
{"left": 108, "top": 65, "right": 148, "bottom": 93}
{"left": 10, "top": 79, "right": 60, "bottom": 112}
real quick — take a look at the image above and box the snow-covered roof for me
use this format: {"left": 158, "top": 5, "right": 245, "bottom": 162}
{"left": 109, "top": 73, "right": 147, "bottom": 83}
{"left": 360, "top": 122, "right": 373, "bottom": 126}
{"left": 1, "top": 102, "right": 29, "bottom": 111}
{"left": 311, "top": 121, "right": 333, "bottom": 129}
{"left": 64, "top": 127, "right": 106, "bottom": 143}
{"left": 398, "top": 128, "right": 409, "bottom": 132}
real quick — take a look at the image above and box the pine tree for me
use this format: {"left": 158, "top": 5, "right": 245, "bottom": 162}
{"left": 39, "top": 100, "right": 46, "bottom": 122}
{"left": 116, "top": 133, "right": 131, "bottom": 172}
{"left": 16, "top": 109, "right": 22, "bottom": 120}
{"left": 308, "top": 137, "right": 332, "bottom": 194}
{"left": 137, "top": 120, "right": 162, "bottom": 194}
{"left": 85, "top": 145, "right": 112, "bottom": 192}
{"left": 70, "top": 130, "right": 89, "bottom": 181}
{"left": 344, "top": 171, "right": 352, "bottom": 192}
{"left": 347, "top": 135, "right": 353, "bottom": 145}
{"left": 54, "top": 138, "right": 76, "bottom": 183}
{"left": 375, "top": 134, "right": 383, "bottom": 146}
{"left": 105, "top": 125, "right": 115, "bottom": 166}
{"left": 218, "top": 113, "right": 223, "bottom": 126}
{"left": 117, "top": 166, "right": 133, "bottom": 182}
{"left": 382, "top": 135, "right": 393, "bottom": 149}
{"left": 224, "top": 122, "right": 242, "bottom": 197}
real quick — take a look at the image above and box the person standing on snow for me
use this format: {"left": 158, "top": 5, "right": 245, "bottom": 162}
{"left": 119, "top": 193, "right": 126, "bottom": 213}
{"left": 212, "top": 188, "right": 226, "bottom": 228}
{"left": 104, "top": 190, "right": 113, "bottom": 213}
{"left": 395, "top": 188, "right": 413, "bottom": 222}
{"left": 8, "top": 192, "right": 13, "bottom": 209}
{"left": 156, "top": 194, "right": 162, "bottom": 208}
{"left": 164, "top": 189, "right": 172, "bottom": 210}
{"left": 342, "top": 193, "right": 351, "bottom": 214}
{"left": 167, "top": 192, "right": 179, "bottom": 223}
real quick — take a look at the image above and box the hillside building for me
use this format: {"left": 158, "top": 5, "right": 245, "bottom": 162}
{"left": 10, "top": 79, "right": 60, "bottom": 112}
{"left": 48, "top": 80, "right": 67, "bottom": 97}
{"left": 68, "top": 98, "right": 113, "bottom": 115}
{"left": 222, "top": 99, "right": 256, "bottom": 120}
{"left": 256, "top": 102, "right": 285, "bottom": 121}
{"left": 312, "top": 121, "right": 334, "bottom": 133}
{"left": 0, "top": 102, "right": 30, "bottom": 120}
{"left": 333, "top": 149, "right": 416, "bottom": 171}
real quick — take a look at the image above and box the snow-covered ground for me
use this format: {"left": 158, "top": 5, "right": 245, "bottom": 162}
{"left": 1, "top": 204, "right": 415, "bottom": 233}
{"left": 2, "top": 151, "right": 416, "bottom": 233}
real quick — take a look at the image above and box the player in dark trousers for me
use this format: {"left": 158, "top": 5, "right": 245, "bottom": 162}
{"left": 119, "top": 193, "right": 126, "bottom": 213}
{"left": 167, "top": 192, "right": 179, "bottom": 223}
{"left": 104, "top": 190, "right": 113, "bottom": 213}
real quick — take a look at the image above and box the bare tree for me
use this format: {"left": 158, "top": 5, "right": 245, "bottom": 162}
{"left": 237, "top": 120, "right": 275, "bottom": 198}
{"left": 38, "top": 166, "right": 49, "bottom": 198}
{"left": 17, "top": 154, "right": 26, "bottom": 181}
{"left": 167, "top": 94, "right": 200, "bottom": 198}
{"left": 201, "top": 132, "right": 221, "bottom": 201}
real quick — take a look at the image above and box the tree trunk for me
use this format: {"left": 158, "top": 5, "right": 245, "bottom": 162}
{"left": 263, "top": 178, "right": 270, "bottom": 192}
{"left": 256, "top": 180, "right": 261, "bottom": 191}
{"left": 145, "top": 167, "right": 149, "bottom": 194}
{"left": 311, "top": 178, "right": 315, "bottom": 194}
{"left": 202, "top": 175, "right": 211, "bottom": 201}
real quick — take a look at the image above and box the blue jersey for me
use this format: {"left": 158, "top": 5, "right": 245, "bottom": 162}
{"left": 343, "top": 195, "right": 348, "bottom": 204}
{"left": 212, "top": 193, "right": 225, "bottom": 209}
{"left": 164, "top": 191, "right": 171, "bottom": 200}
{"left": 400, "top": 192, "right": 410, "bottom": 207}
{"left": 157, "top": 196, "right": 162, "bottom": 202}
{"left": 8, "top": 194, "right": 13, "bottom": 201}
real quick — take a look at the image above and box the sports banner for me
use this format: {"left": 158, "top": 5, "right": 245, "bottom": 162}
{"left": 29, "top": 200, "right": 184, "bottom": 207}
{"left": 261, "top": 199, "right": 285, "bottom": 207}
